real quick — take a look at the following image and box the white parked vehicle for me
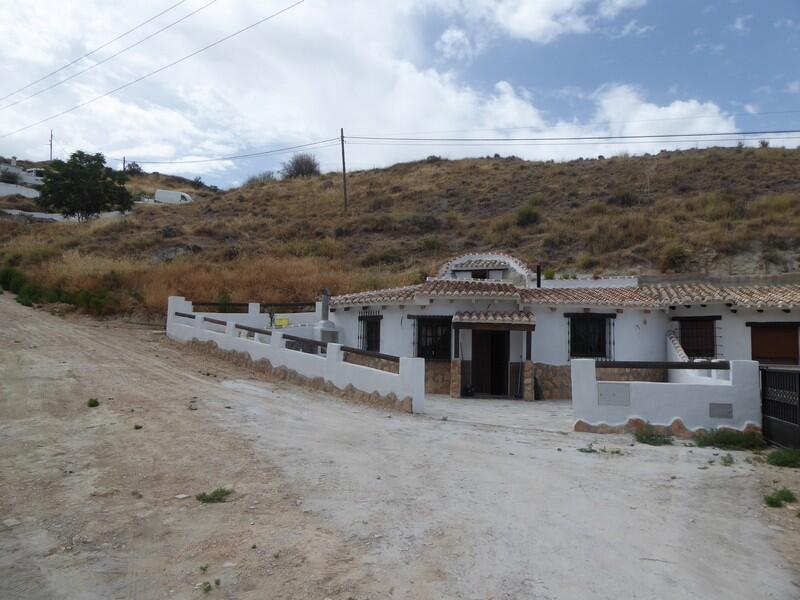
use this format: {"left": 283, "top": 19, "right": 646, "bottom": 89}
{"left": 154, "top": 189, "right": 193, "bottom": 204}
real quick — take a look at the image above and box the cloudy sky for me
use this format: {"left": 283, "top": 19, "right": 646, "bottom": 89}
{"left": 0, "top": 0, "right": 798, "bottom": 187}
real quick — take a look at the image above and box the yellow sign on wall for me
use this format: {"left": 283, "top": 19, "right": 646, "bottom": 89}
{"left": 274, "top": 317, "right": 290, "bottom": 328}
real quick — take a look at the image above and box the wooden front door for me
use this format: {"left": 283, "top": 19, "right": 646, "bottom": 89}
{"left": 751, "top": 325, "right": 799, "bottom": 365}
{"left": 472, "top": 330, "right": 509, "bottom": 396}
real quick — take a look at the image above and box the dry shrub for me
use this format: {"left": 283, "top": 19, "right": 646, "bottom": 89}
{"left": 29, "top": 250, "right": 143, "bottom": 290}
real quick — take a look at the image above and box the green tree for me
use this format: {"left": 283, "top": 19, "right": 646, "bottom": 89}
{"left": 37, "top": 151, "right": 133, "bottom": 220}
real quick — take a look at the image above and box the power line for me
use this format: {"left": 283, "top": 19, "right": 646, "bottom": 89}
{"left": 349, "top": 109, "right": 800, "bottom": 137}
{"left": 0, "top": 0, "right": 188, "bottom": 102}
{"left": 114, "top": 138, "right": 339, "bottom": 164}
{"left": 0, "top": 0, "right": 306, "bottom": 140}
{"left": 0, "top": 0, "right": 219, "bottom": 113}
{"left": 345, "top": 134, "right": 800, "bottom": 148}
{"left": 346, "top": 128, "right": 800, "bottom": 143}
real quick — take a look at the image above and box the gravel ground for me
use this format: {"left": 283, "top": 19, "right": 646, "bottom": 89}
{"left": 0, "top": 293, "right": 798, "bottom": 599}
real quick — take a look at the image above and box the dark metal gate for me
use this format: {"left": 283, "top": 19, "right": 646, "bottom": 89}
{"left": 761, "top": 367, "right": 800, "bottom": 448}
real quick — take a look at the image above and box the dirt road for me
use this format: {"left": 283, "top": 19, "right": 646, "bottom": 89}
{"left": 1, "top": 294, "right": 798, "bottom": 599}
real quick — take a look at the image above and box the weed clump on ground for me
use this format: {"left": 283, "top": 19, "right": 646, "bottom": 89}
{"left": 720, "top": 453, "right": 735, "bottom": 466}
{"left": 87, "top": 398, "right": 99, "bottom": 408}
{"left": 767, "top": 448, "right": 800, "bottom": 468}
{"left": 635, "top": 424, "right": 672, "bottom": 446}
{"left": 693, "top": 429, "right": 765, "bottom": 450}
{"left": 764, "top": 488, "right": 797, "bottom": 507}
{"left": 196, "top": 487, "right": 233, "bottom": 503}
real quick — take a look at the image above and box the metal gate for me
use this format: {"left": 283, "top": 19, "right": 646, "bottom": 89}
{"left": 761, "top": 367, "right": 800, "bottom": 448}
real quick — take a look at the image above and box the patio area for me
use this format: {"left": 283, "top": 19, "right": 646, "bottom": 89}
{"left": 422, "top": 395, "right": 574, "bottom": 433}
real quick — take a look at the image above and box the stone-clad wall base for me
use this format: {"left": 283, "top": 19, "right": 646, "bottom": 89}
{"left": 450, "top": 360, "right": 461, "bottom": 397}
{"left": 426, "top": 360, "right": 451, "bottom": 394}
{"left": 181, "top": 340, "right": 413, "bottom": 413}
{"left": 574, "top": 417, "right": 762, "bottom": 439}
{"left": 533, "top": 363, "right": 571, "bottom": 399}
{"left": 533, "top": 363, "right": 667, "bottom": 400}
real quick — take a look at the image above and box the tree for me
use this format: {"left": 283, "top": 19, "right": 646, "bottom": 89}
{"left": 37, "top": 151, "right": 133, "bottom": 220}
{"left": 125, "top": 161, "right": 143, "bottom": 175}
{"left": 280, "top": 153, "right": 320, "bottom": 179}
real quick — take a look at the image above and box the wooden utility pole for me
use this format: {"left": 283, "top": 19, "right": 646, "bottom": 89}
{"left": 123, "top": 156, "right": 126, "bottom": 172}
{"left": 49, "top": 130, "right": 53, "bottom": 161}
{"left": 340, "top": 127, "right": 348, "bottom": 212}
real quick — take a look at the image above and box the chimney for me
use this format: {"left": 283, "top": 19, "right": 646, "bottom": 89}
{"left": 320, "top": 288, "right": 330, "bottom": 321}
{"left": 536, "top": 265, "right": 542, "bottom": 288}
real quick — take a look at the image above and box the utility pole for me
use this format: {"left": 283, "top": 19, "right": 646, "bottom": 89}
{"left": 340, "top": 127, "right": 348, "bottom": 212}
{"left": 123, "top": 156, "right": 126, "bottom": 172}
{"left": 49, "top": 130, "right": 53, "bottom": 161}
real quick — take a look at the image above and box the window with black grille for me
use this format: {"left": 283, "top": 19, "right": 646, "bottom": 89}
{"left": 358, "top": 313, "right": 382, "bottom": 352}
{"left": 416, "top": 317, "right": 452, "bottom": 359}
{"left": 471, "top": 270, "right": 489, "bottom": 279}
{"left": 677, "top": 318, "right": 717, "bottom": 358}
{"left": 568, "top": 315, "right": 613, "bottom": 359}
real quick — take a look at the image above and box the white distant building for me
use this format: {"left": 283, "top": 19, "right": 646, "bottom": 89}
{"left": 0, "top": 157, "right": 44, "bottom": 186}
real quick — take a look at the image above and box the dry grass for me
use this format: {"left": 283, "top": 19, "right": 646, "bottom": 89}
{"left": 1, "top": 146, "right": 800, "bottom": 315}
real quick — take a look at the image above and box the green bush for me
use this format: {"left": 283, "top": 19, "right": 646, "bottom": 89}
{"left": 693, "top": 429, "right": 765, "bottom": 450}
{"left": 659, "top": 243, "right": 689, "bottom": 272}
{"left": 767, "top": 448, "right": 800, "bottom": 468}
{"left": 764, "top": 487, "right": 797, "bottom": 507}
{"left": 196, "top": 487, "right": 233, "bottom": 503}
{"left": 516, "top": 202, "right": 541, "bottom": 227}
{"left": 87, "top": 398, "right": 99, "bottom": 408}
{"left": 0, "top": 267, "right": 26, "bottom": 293}
{"left": 16, "top": 282, "right": 44, "bottom": 306}
{"left": 634, "top": 423, "right": 672, "bottom": 446}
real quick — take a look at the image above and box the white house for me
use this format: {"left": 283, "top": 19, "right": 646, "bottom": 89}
{"left": 327, "top": 253, "right": 800, "bottom": 400}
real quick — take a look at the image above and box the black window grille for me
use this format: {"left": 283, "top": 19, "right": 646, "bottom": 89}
{"left": 569, "top": 316, "right": 613, "bottom": 359}
{"left": 471, "top": 270, "right": 489, "bottom": 279}
{"left": 678, "top": 319, "right": 717, "bottom": 358}
{"left": 358, "top": 312, "right": 382, "bottom": 352}
{"left": 416, "top": 317, "right": 452, "bottom": 359}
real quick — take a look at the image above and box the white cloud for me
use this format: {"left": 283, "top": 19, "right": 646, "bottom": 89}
{"left": 692, "top": 42, "right": 725, "bottom": 55}
{"left": 436, "top": 0, "right": 647, "bottom": 45}
{"left": 613, "top": 19, "right": 654, "bottom": 38}
{"left": 435, "top": 27, "right": 475, "bottom": 61}
{"left": 788, "top": 81, "right": 800, "bottom": 94}
{"left": 731, "top": 15, "right": 752, "bottom": 32}
{"left": 774, "top": 19, "right": 795, "bottom": 29}
{"left": 744, "top": 103, "right": 758, "bottom": 114}
{"left": 0, "top": 0, "right": 752, "bottom": 185}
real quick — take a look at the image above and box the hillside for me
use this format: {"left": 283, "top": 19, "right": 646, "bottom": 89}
{"left": 1, "top": 146, "right": 799, "bottom": 315}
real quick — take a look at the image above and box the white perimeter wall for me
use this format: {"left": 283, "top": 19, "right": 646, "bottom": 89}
{"left": 167, "top": 297, "right": 426, "bottom": 412}
{"left": 571, "top": 358, "right": 761, "bottom": 432}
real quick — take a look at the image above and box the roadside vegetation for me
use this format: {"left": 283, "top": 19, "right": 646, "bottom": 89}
{"left": 196, "top": 487, "right": 233, "bottom": 503}
{"left": 1, "top": 146, "right": 799, "bottom": 316}
{"left": 693, "top": 429, "right": 765, "bottom": 450}
{"left": 767, "top": 448, "right": 800, "bottom": 468}
{"left": 764, "top": 487, "right": 797, "bottom": 508}
{"left": 634, "top": 423, "right": 672, "bottom": 446}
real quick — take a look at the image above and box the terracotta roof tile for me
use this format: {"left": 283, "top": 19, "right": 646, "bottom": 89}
{"left": 331, "top": 279, "right": 800, "bottom": 309}
{"left": 329, "top": 284, "right": 421, "bottom": 306}
{"left": 419, "top": 278, "right": 520, "bottom": 298}
{"left": 451, "top": 258, "right": 510, "bottom": 270}
{"left": 520, "top": 286, "right": 660, "bottom": 307}
{"left": 453, "top": 310, "right": 535, "bottom": 326}
{"left": 640, "top": 283, "right": 800, "bottom": 308}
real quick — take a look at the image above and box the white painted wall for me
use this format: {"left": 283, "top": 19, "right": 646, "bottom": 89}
{"left": 669, "top": 305, "right": 799, "bottom": 361}
{"left": 571, "top": 359, "right": 761, "bottom": 432}
{"left": 530, "top": 306, "right": 670, "bottom": 365}
{"left": 541, "top": 276, "right": 638, "bottom": 289}
{"left": 330, "top": 299, "right": 521, "bottom": 357}
{"left": 167, "top": 297, "right": 426, "bottom": 412}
